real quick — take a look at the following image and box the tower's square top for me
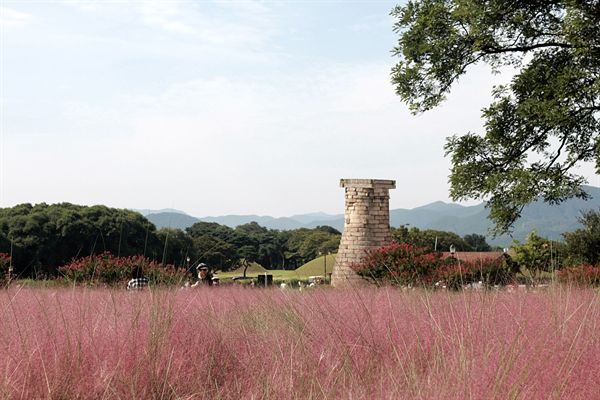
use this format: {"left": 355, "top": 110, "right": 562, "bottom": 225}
{"left": 339, "top": 179, "right": 396, "bottom": 189}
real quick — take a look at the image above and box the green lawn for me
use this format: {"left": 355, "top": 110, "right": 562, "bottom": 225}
{"left": 215, "top": 254, "right": 337, "bottom": 282}
{"left": 215, "top": 269, "right": 298, "bottom": 282}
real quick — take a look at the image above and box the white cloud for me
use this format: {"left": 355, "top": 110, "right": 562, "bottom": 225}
{"left": 4, "top": 1, "right": 550, "bottom": 216}
{"left": 11, "top": 61, "right": 504, "bottom": 216}
{"left": 56, "top": 0, "right": 278, "bottom": 49}
{"left": 0, "top": 7, "right": 34, "bottom": 28}
{"left": 56, "top": 0, "right": 105, "bottom": 11}
{"left": 132, "top": 0, "right": 278, "bottom": 49}
{"left": 350, "top": 14, "right": 394, "bottom": 33}
{"left": 138, "top": 1, "right": 197, "bottom": 35}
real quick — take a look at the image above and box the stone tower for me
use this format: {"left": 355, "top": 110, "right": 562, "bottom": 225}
{"left": 331, "top": 179, "right": 396, "bottom": 287}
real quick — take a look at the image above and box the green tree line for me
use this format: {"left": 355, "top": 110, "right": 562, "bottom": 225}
{"left": 392, "top": 226, "right": 493, "bottom": 252}
{"left": 3, "top": 203, "right": 598, "bottom": 281}
{"left": 0, "top": 203, "right": 341, "bottom": 278}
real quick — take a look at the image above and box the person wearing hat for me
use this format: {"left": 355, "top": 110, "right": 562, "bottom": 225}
{"left": 191, "top": 263, "right": 213, "bottom": 287}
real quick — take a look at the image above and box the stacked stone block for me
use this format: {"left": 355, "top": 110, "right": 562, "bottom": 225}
{"left": 331, "top": 179, "right": 396, "bottom": 287}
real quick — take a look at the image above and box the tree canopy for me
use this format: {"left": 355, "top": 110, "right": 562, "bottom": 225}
{"left": 391, "top": 225, "right": 484, "bottom": 252}
{"left": 0, "top": 203, "right": 158, "bottom": 277}
{"left": 511, "top": 230, "right": 564, "bottom": 282}
{"left": 0, "top": 203, "right": 342, "bottom": 278}
{"left": 391, "top": 0, "right": 600, "bottom": 233}
{"left": 563, "top": 209, "right": 600, "bottom": 265}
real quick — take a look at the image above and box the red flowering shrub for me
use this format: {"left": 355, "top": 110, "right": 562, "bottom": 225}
{"left": 433, "top": 256, "right": 517, "bottom": 289}
{"left": 353, "top": 242, "right": 517, "bottom": 289}
{"left": 59, "top": 252, "right": 187, "bottom": 286}
{"left": 557, "top": 265, "right": 600, "bottom": 286}
{"left": 352, "top": 242, "right": 442, "bottom": 286}
{"left": 431, "top": 262, "right": 475, "bottom": 290}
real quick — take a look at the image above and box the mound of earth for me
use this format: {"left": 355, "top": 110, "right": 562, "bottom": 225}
{"left": 295, "top": 254, "right": 336, "bottom": 277}
{"left": 227, "top": 262, "right": 267, "bottom": 275}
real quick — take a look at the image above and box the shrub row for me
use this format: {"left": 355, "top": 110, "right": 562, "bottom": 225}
{"left": 59, "top": 252, "right": 187, "bottom": 286}
{"left": 352, "top": 242, "right": 517, "bottom": 289}
{"left": 557, "top": 265, "right": 600, "bottom": 286}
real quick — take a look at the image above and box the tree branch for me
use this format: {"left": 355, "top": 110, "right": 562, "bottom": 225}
{"left": 482, "top": 41, "right": 572, "bottom": 54}
{"left": 545, "top": 134, "right": 569, "bottom": 172}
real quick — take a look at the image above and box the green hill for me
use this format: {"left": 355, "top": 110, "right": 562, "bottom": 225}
{"left": 226, "top": 262, "right": 267, "bottom": 275}
{"left": 295, "top": 254, "right": 336, "bottom": 277}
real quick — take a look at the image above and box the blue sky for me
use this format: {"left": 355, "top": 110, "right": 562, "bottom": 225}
{"left": 2, "top": 1, "right": 597, "bottom": 217}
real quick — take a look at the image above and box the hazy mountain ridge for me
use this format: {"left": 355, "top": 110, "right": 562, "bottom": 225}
{"left": 135, "top": 208, "right": 189, "bottom": 217}
{"left": 144, "top": 212, "right": 200, "bottom": 230}
{"left": 143, "top": 185, "right": 600, "bottom": 246}
{"left": 199, "top": 215, "right": 305, "bottom": 231}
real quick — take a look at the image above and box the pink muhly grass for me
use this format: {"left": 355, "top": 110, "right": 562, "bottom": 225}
{"left": 0, "top": 285, "right": 599, "bottom": 399}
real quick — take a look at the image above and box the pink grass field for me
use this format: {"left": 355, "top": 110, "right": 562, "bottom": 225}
{"left": 1, "top": 286, "right": 600, "bottom": 399}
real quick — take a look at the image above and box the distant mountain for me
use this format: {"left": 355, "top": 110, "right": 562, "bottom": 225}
{"left": 289, "top": 212, "right": 340, "bottom": 225}
{"left": 198, "top": 215, "right": 303, "bottom": 231}
{"left": 145, "top": 212, "right": 199, "bottom": 230}
{"left": 135, "top": 208, "right": 188, "bottom": 217}
{"left": 389, "top": 185, "right": 600, "bottom": 246}
{"left": 302, "top": 217, "right": 344, "bottom": 230}
{"left": 413, "top": 201, "right": 472, "bottom": 214}
{"left": 145, "top": 212, "right": 343, "bottom": 232}
{"left": 143, "top": 185, "right": 600, "bottom": 247}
